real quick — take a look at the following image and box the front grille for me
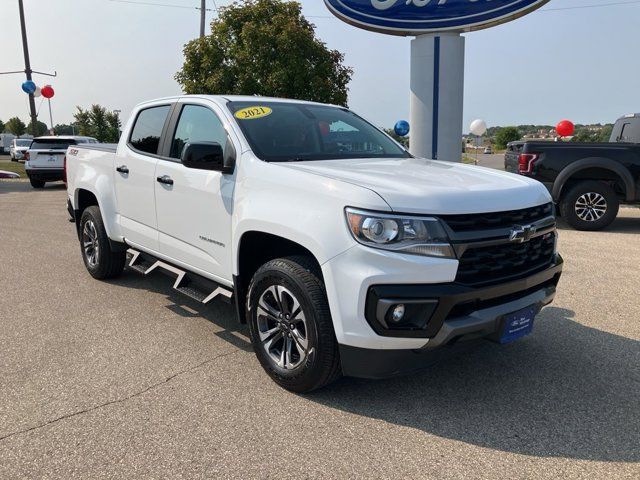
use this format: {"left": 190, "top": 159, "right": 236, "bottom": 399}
{"left": 456, "top": 233, "right": 556, "bottom": 286}
{"left": 441, "top": 203, "right": 553, "bottom": 232}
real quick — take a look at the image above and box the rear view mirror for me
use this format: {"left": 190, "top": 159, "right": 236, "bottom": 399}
{"left": 181, "top": 142, "right": 234, "bottom": 174}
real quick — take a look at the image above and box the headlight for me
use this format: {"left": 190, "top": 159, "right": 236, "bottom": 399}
{"left": 345, "top": 208, "right": 455, "bottom": 258}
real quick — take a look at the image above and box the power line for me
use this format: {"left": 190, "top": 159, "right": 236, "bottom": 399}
{"left": 542, "top": 0, "right": 640, "bottom": 12}
{"left": 106, "top": 0, "right": 640, "bottom": 20}
{"left": 108, "top": 0, "right": 213, "bottom": 11}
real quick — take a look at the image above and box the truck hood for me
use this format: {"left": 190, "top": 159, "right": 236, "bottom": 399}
{"left": 279, "top": 157, "right": 551, "bottom": 215}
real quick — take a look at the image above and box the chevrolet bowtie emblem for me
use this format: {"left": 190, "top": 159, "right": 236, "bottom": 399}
{"left": 510, "top": 225, "right": 536, "bottom": 244}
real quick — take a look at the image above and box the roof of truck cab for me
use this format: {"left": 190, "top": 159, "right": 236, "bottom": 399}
{"left": 135, "top": 95, "right": 339, "bottom": 108}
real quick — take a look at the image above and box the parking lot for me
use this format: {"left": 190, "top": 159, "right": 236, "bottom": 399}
{"left": 0, "top": 180, "right": 638, "bottom": 478}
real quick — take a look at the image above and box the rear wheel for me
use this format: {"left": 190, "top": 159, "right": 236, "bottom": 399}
{"left": 247, "top": 256, "right": 341, "bottom": 393}
{"left": 560, "top": 181, "right": 619, "bottom": 231}
{"left": 29, "top": 178, "right": 45, "bottom": 189}
{"left": 79, "top": 206, "right": 126, "bottom": 279}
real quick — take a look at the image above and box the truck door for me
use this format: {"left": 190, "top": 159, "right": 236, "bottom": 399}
{"left": 114, "top": 104, "right": 172, "bottom": 252}
{"left": 154, "top": 102, "right": 236, "bottom": 283}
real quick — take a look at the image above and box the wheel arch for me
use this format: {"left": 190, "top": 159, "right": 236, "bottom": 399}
{"left": 73, "top": 187, "right": 125, "bottom": 251}
{"left": 552, "top": 157, "right": 635, "bottom": 202}
{"left": 74, "top": 188, "right": 100, "bottom": 237}
{"left": 233, "top": 230, "right": 324, "bottom": 324}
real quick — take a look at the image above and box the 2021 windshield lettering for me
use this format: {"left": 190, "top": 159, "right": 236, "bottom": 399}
{"left": 372, "top": 0, "right": 490, "bottom": 10}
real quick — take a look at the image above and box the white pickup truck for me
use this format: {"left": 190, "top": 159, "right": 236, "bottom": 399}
{"left": 66, "top": 95, "right": 563, "bottom": 392}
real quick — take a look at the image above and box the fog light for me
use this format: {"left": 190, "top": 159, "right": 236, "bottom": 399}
{"left": 390, "top": 304, "right": 405, "bottom": 323}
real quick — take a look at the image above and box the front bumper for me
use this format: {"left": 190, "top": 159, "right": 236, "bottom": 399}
{"left": 322, "top": 243, "right": 563, "bottom": 378}
{"left": 340, "top": 265, "right": 560, "bottom": 379}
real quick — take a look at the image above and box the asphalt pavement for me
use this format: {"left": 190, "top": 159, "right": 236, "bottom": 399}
{"left": 0, "top": 181, "right": 638, "bottom": 479}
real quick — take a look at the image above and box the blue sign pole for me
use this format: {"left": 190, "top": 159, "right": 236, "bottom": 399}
{"left": 324, "top": 1, "right": 550, "bottom": 161}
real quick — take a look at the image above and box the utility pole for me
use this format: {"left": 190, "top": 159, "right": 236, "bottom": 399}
{"left": 1, "top": 1, "right": 56, "bottom": 135}
{"left": 200, "top": 0, "right": 206, "bottom": 38}
{"left": 18, "top": 0, "right": 37, "bottom": 135}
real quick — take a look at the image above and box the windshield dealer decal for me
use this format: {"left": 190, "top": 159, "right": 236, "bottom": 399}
{"left": 234, "top": 106, "right": 273, "bottom": 120}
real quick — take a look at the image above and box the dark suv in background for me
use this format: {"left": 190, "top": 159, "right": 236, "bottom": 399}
{"left": 505, "top": 114, "right": 640, "bottom": 230}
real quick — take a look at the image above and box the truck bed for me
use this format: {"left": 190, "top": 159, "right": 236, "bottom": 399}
{"left": 74, "top": 143, "right": 118, "bottom": 153}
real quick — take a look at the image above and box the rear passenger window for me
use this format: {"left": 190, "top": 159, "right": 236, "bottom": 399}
{"left": 129, "top": 105, "right": 171, "bottom": 154}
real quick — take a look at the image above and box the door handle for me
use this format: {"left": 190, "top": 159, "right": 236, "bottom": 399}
{"left": 156, "top": 175, "right": 174, "bottom": 186}
{"left": 116, "top": 165, "right": 129, "bottom": 174}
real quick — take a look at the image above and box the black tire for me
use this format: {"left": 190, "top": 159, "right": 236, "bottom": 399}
{"left": 560, "top": 181, "right": 619, "bottom": 231}
{"left": 247, "top": 256, "right": 341, "bottom": 393}
{"left": 79, "top": 205, "right": 126, "bottom": 279}
{"left": 30, "top": 178, "right": 45, "bottom": 189}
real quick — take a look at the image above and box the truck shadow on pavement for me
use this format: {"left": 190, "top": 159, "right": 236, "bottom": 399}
{"left": 107, "top": 270, "right": 638, "bottom": 463}
{"left": 107, "top": 270, "right": 253, "bottom": 353}
{"left": 311, "top": 306, "right": 639, "bottom": 463}
{"left": 0, "top": 182, "right": 66, "bottom": 194}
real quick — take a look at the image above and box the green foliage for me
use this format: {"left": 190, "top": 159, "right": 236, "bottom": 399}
{"left": 384, "top": 128, "right": 409, "bottom": 148}
{"left": 73, "top": 105, "right": 121, "bottom": 142}
{"left": 28, "top": 120, "right": 48, "bottom": 136}
{"left": 494, "top": 127, "right": 521, "bottom": 149}
{"left": 54, "top": 124, "right": 76, "bottom": 135}
{"left": 175, "top": 0, "right": 353, "bottom": 106}
{"left": 572, "top": 125, "right": 613, "bottom": 143}
{"left": 0, "top": 119, "right": 4, "bottom": 133}
{"left": 5, "top": 117, "right": 26, "bottom": 136}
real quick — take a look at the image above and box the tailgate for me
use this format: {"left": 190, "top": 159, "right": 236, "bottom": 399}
{"left": 29, "top": 149, "right": 66, "bottom": 169}
{"left": 27, "top": 139, "right": 75, "bottom": 169}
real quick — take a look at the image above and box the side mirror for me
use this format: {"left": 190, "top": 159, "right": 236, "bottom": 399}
{"left": 181, "top": 141, "right": 235, "bottom": 174}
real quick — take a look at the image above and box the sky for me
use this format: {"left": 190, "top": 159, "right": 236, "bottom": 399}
{"left": 0, "top": 0, "right": 639, "bottom": 132}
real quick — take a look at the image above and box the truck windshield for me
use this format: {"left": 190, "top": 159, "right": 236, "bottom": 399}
{"left": 16, "top": 140, "right": 31, "bottom": 147}
{"left": 227, "top": 101, "right": 410, "bottom": 162}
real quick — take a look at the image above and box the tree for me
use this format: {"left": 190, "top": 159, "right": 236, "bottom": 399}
{"left": 598, "top": 125, "right": 613, "bottom": 142}
{"left": 175, "top": 0, "right": 353, "bottom": 106}
{"left": 0, "top": 119, "right": 4, "bottom": 133}
{"left": 89, "top": 105, "right": 109, "bottom": 142}
{"left": 74, "top": 107, "right": 92, "bottom": 136}
{"left": 384, "top": 128, "right": 409, "bottom": 148}
{"left": 5, "top": 117, "right": 26, "bottom": 136}
{"left": 494, "top": 127, "right": 521, "bottom": 149}
{"left": 74, "top": 105, "right": 121, "bottom": 142}
{"left": 105, "top": 110, "right": 122, "bottom": 143}
{"left": 28, "top": 120, "right": 48, "bottom": 136}
{"left": 54, "top": 124, "right": 76, "bottom": 135}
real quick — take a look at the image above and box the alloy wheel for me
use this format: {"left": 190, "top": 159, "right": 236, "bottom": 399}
{"left": 256, "top": 285, "right": 309, "bottom": 370}
{"left": 575, "top": 192, "right": 607, "bottom": 222}
{"left": 82, "top": 220, "right": 100, "bottom": 267}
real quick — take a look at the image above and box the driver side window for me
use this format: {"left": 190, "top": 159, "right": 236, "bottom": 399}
{"left": 170, "top": 105, "right": 228, "bottom": 159}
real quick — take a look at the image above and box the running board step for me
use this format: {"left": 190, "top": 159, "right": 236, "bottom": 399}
{"left": 126, "top": 249, "right": 233, "bottom": 305}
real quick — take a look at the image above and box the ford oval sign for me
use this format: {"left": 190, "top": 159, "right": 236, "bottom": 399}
{"left": 324, "top": 0, "right": 550, "bottom": 35}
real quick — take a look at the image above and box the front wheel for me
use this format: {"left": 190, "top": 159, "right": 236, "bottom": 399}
{"left": 79, "top": 206, "right": 126, "bottom": 279}
{"left": 560, "top": 181, "right": 619, "bottom": 231}
{"left": 247, "top": 256, "right": 341, "bottom": 393}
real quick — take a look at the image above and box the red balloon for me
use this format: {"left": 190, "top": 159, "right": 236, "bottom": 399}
{"left": 556, "top": 120, "right": 574, "bottom": 137}
{"left": 41, "top": 85, "right": 55, "bottom": 99}
{"left": 319, "top": 121, "right": 330, "bottom": 136}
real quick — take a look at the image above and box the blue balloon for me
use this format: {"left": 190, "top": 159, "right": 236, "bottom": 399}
{"left": 394, "top": 120, "right": 410, "bottom": 137}
{"left": 21, "top": 80, "right": 36, "bottom": 94}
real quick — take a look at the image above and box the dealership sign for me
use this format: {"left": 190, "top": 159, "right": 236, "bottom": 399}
{"left": 323, "top": 0, "right": 550, "bottom": 35}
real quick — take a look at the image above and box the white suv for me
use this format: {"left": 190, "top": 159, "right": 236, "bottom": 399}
{"left": 25, "top": 136, "right": 97, "bottom": 188}
{"left": 10, "top": 138, "right": 32, "bottom": 162}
